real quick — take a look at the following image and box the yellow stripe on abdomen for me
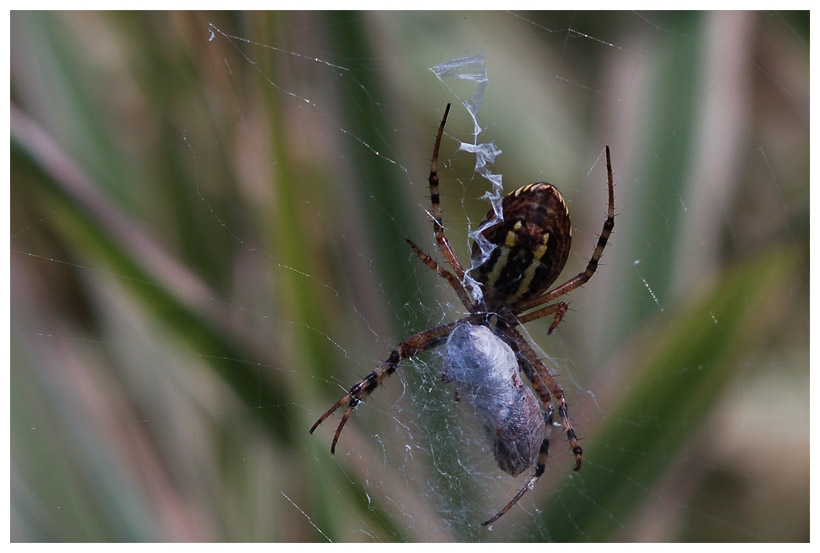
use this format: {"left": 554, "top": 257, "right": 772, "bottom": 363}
{"left": 485, "top": 245, "right": 512, "bottom": 293}
{"left": 513, "top": 233, "right": 550, "bottom": 301}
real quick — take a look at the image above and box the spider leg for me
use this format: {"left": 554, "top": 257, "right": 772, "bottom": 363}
{"left": 427, "top": 104, "right": 474, "bottom": 290}
{"left": 405, "top": 238, "right": 475, "bottom": 312}
{"left": 310, "top": 319, "right": 469, "bottom": 453}
{"left": 479, "top": 350, "right": 557, "bottom": 524}
{"left": 482, "top": 406, "right": 554, "bottom": 526}
{"left": 516, "top": 301, "right": 568, "bottom": 334}
{"left": 513, "top": 145, "right": 615, "bottom": 315}
{"left": 508, "top": 326, "right": 583, "bottom": 470}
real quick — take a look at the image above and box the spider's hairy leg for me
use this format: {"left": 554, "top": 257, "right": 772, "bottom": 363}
{"left": 428, "top": 103, "right": 471, "bottom": 287}
{"left": 516, "top": 301, "right": 568, "bottom": 335}
{"left": 405, "top": 238, "right": 475, "bottom": 312}
{"left": 513, "top": 145, "right": 615, "bottom": 315}
{"left": 482, "top": 406, "right": 554, "bottom": 526}
{"left": 479, "top": 352, "right": 558, "bottom": 524}
{"left": 428, "top": 103, "right": 449, "bottom": 229}
{"left": 310, "top": 319, "right": 467, "bottom": 454}
{"left": 510, "top": 327, "right": 583, "bottom": 471}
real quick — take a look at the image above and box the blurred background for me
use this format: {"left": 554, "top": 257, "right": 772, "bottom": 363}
{"left": 10, "top": 11, "right": 809, "bottom": 542}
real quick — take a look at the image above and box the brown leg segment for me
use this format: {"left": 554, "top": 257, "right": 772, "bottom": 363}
{"left": 479, "top": 345, "right": 557, "bottom": 525}
{"left": 310, "top": 319, "right": 468, "bottom": 453}
{"left": 482, "top": 406, "right": 554, "bottom": 526}
{"left": 406, "top": 238, "right": 475, "bottom": 312}
{"left": 516, "top": 301, "right": 568, "bottom": 334}
{"left": 514, "top": 145, "right": 615, "bottom": 315}
{"left": 428, "top": 103, "right": 472, "bottom": 286}
{"left": 508, "top": 326, "right": 583, "bottom": 471}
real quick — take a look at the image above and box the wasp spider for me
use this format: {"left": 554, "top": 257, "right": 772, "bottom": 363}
{"left": 311, "top": 104, "right": 615, "bottom": 525}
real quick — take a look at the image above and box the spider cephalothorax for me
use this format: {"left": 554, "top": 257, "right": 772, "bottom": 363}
{"left": 311, "top": 103, "right": 615, "bottom": 525}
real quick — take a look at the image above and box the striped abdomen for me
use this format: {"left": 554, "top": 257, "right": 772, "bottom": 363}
{"left": 470, "top": 183, "right": 572, "bottom": 308}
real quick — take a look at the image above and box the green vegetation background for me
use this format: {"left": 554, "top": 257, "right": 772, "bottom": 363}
{"left": 11, "top": 11, "right": 809, "bottom": 542}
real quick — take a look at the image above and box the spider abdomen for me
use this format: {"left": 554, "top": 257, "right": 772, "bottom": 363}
{"left": 443, "top": 324, "right": 546, "bottom": 476}
{"left": 470, "top": 183, "right": 572, "bottom": 308}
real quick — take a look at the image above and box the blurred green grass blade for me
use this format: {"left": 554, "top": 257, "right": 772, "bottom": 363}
{"left": 527, "top": 244, "right": 800, "bottom": 541}
{"left": 617, "top": 12, "right": 704, "bottom": 342}
{"left": 12, "top": 76, "right": 402, "bottom": 541}
{"left": 11, "top": 108, "right": 297, "bottom": 444}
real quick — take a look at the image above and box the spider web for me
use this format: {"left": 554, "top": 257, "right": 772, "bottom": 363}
{"left": 9, "top": 11, "right": 810, "bottom": 543}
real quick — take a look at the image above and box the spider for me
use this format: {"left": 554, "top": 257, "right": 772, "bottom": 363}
{"left": 310, "top": 103, "right": 615, "bottom": 525}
